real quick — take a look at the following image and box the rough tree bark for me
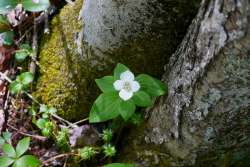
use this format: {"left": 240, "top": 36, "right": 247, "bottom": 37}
{"left": 119, "top": 0, "right": 250, "bottom": 166}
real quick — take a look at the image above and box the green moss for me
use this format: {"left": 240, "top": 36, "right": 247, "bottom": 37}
{"left": 35, "top": 0, "right": 85, "bottom": 120}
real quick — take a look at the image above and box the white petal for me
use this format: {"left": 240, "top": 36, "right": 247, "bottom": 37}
{"left": 113, "top": 80, "right": 124, "bottom": 91}
{"left": 119, "top": 89, "right": 133, "bottom": 101}
{"left": 131, "top": 81, "right": 140, "bottom": 92}
{"left": 120, "top": 70, "right": 134, "bottom": 81}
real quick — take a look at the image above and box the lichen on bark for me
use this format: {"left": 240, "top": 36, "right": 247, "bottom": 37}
{"left": 193, "top": 32, "right": 250, "bottom": 167}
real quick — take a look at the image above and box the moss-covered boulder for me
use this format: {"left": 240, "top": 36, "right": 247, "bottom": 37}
{"left": 35, "top": 0, "right": 199, "bottom": 121}
{"left": 35, "top": 0, "right": 86, "bottom": 120}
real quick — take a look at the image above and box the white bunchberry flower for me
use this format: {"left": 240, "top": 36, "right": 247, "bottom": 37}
{"left": 113, "top": 70, "right": 140, "bottom": 101}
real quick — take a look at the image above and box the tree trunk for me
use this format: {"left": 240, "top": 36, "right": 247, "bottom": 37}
{"left": 35, "top": 0, "right": 250, "bottom": 165}
{"left": 119, "top": 0, "right": 250, "bottom": 166}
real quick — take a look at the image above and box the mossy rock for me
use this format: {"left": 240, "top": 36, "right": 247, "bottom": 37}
{"left": 35, "top": 0, "right": 199, "bottom": 121}
{"left": 35, "top": 0, "right": 87, "bottom": 120}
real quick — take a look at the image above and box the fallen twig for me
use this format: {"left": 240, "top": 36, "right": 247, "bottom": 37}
{"left": 44, "top": 10, "right": 49, "bottom": 34}
{"left": 29, "top": 14, "right": 38, "bottom": 75}
{"left": 0, "top": 71, "right": 12, "bottom": 83}
{"left": 41, "top": 153, "right": 77, "bottom": 166}
{"left": 71, "top": 117, "right": 89, "bottom": 126}
{"left": 0, "top": 110, "right": 4, "bottom": 133}
{"left": 51, "top": 114, "right": 77, "bottom": 128}
{"left": 7, "top": 123, "right": 47, "bottom": 141}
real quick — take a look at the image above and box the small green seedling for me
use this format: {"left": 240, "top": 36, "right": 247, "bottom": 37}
{"left": 35, "top": 118, "right": 55, "bottom": 137}
{"left": 0, "top": 137, "right": 40, "bottom": 167}
{"left": 78, "top": 146, "right": 97, "bottom": 160}
{"left": 32, "top": 105, "right": 57, "bottom": 137}
{"left": 15, "top": 44, "right": 33, "bottom": 62}
{"left": 39, "top": 104, "right": 57, "bottom": 119}
{"left": 56, "top": 128, "right": 70, "bottom": 151}
{"left": 103, "top": 144, "right": 116, "bottom": 157}
{"left": 102, "top": 129, "right": 113, "bottom": 143}
{"left": 9, "top": 72, "right": 34, "bottom": 94}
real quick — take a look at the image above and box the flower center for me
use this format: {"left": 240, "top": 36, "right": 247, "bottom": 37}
{"left": 123, "top": 81, "right": 132, "bottom": 92}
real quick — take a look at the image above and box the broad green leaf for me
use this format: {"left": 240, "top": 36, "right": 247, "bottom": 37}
{"left": 136, "top": 74, "right": 167, "bottom": 97}
{"left": 95, "top": 76, "right": 115, "bottom": 93}
{"left": 15, "top": 50, "right": 29, "bottom": 62}
{"left": 0, "top": 0, "right": 18, "bottom": 14}
{"left": 104, "top": 163, "right": 134, "bottom": 167}
{"left": 36, "top": 118, "right": 46, "bottom": 129}
{"left": 19, "top": 72, "right": 34, "bottom": 85}
{"left": 1, "top": 31, "right": 14, "bottom": 45}
{"left": 114, "top": 63, "right": 130, "bottom": 80}
{"left": 0, "top": 156, "right": 14, "bottom": 167}
{"left": 132, "top": 91, "right": 152, "bottom": 107}
{"left": 16, "top": 137, "right": 30, "bottom": 157}
{"left": 2, "top": 143, "right": 16, "bottom": 158}
{"left": 119, "top": 100, "right": 136, "bottom": 121}
{"left": 89, "top": 93, "right": 121, "bottom": 123}
{"left": 12, "top": 155, "right": 40, "bottom": 167}
{"left": 22, "top": 0, "right": 50, "bottom": 12}
{"left": 9, "top": 81, "right": 23, "bottom": 94}
{"left": 0, "top": 15, "right": 10, "bottom": 32}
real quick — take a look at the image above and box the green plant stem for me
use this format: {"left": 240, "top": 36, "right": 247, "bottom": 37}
{"left": 111, "top": 117, "right": 126, "bottom": 146}
{"left": 30, "top": 14, "right": 38, "bottom": 75}
{"left": 24, "top": 91, "right": 40, "bottom": 104}
{"left": 51, "top": 114, "right": 77, "bottom": 128}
